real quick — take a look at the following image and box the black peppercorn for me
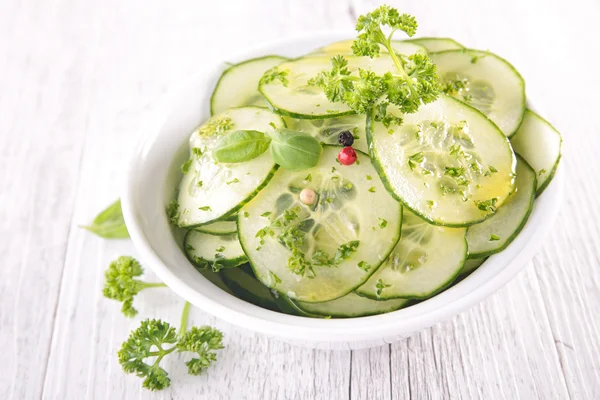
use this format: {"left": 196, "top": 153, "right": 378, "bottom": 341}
{"left": 338, "top": 130, "right": 354, "bottom": 147}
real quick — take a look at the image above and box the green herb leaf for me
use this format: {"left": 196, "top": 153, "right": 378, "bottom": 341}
{"left": 213, "top": 130, "right": 271, "bottom": 163}
{"left": 166, "top": 200, "right": 180, "bottom": 226}
{"left": 309, "top": 6, "right": 440, "bottom": 123}
{"left": 375, "top": 279, "right": 392, "bottom": 296}
{"left": 81, "top": 199, "right": 130, "bottom": 239}
{"left": 260, "top": 66, "right": 289, "bottom": 86}
{"left": 119, "top": 303, "right": 224, "bottom": 391}
{"left": 358, "top": 261, "right": 372, "bottom": 272}
{"left": 199, "top": 206, "right": 211, "bottom": 211}
{"left": 269, "top": 128, "right": 322, "bottom": 171}
{"left": 103, "top": 256, "right": 166, "bottom": 317}
{"left": 489, "top": 234, "right": 500, "bottom": 241}
{"left": 181, "top": 159, "right": 193, "bottom": 174}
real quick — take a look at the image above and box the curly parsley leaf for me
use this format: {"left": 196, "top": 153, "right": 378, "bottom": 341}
{"left": 118, "top": 303, "right": 224, "bottom": 391}
{"left": 177, "top": 326, "right": 225, "bottom": 376}
{"left": 103, "top": 256, "right": 166, "bottom": 317}
{"left": 309, "top": 6, "right": 440, "bottom": 123}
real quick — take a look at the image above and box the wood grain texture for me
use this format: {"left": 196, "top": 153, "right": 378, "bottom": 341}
{"left": 0, "top": 0, "right": 599, "bottom": 399}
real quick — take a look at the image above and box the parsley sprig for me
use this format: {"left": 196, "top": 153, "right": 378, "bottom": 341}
{"left": 118, "top": 302, "right": 224, "bottom": 391}
{"left": 103, "top": 256, "right": 166, "bottom": 317}
{"left": 309, "top": 5, "right": 441, "bottom": 126}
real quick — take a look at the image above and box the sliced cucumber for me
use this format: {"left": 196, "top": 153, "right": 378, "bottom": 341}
{"left": 429, "top": 49, "right": 526, "bottom": 137}
{"left": 510, "top": 110, "right": 562, "bottom": 195}
{"left": 194, "top": 220, "right": 237, "bottom": 235}
{"left": 220, "top": 267, "right": 279, "bottom": 311}
{"left": 184, "top": 231, "right": 247, "bottom": 271}
{"left": 310, "top": 39, "right": 426, "bottom": 56}
{"left": 283, "top": 114, "right": 369, "bottom": 154}
{"left": 466, "top": 156, "right": 536, "bottom": 258}
{"left": 295, "top": 292, "right": 409, "bottom": 318}
{"left": 460, "top": 257, "right": 487, "bottom": 277}
{"left": 238, "top": 146, "right": 402, "bottom": 302}
{"left": 211, "top": 55, "right": 288, "bottom": 115}
{"left": 259, "top": 55, "right": 393, "bottom": 119}
{"left": 404, "top": 37, "right": 464, "bottom": 53}
{"left": 356, "top": 210, "right": 467, "bottom": 300}
{"left": 367, "top": 94, "right": 516, "bottom": 227}
{"left": 270, "top": 291, "right": 322, "bottom": 317}
{"left": 176, "top": 107, "right": 283, "bottom": 227}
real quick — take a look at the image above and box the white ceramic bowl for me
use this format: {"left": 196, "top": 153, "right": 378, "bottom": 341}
{"left": 122, "top": 32, "right": 564, "bottom": 350}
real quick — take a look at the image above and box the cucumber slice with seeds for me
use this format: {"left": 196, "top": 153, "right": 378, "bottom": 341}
{"left": 238, "top": 146, "right": 402, "bottom": 302}
{"left": 284, "top": 114, "right": 369, "bottom": 154}
{"left": 404, "top": 37, "right": 464, "bottom": 53}
{"left": 310, "top": 39, "right": 427, "bottom": 57}
{"left": 510, "top": 110, "right": 562, "bottom": 195}
{"left": 466, "top": 156, "right": 536, "bottom": 258}
{"left": 259, "top": 56, "right": 393, "bottom": 119}
{"left": 356, "top": 210, "right": 467, "bottom": 300}
{"left": 429, "top": 49, "right": 526, "bottom": 137}
{"left": 184, "top": 230, "right": 248, "bottom": 271}
{"left": 176, "top": 107, "right": 284, "bottom": 227}
{"left": 295, "top": 292, "right": 410, "bottom": 318}
{"left": 211, "top": 55, "right": 288, "bottom": 115}
{"left": 194, "top": 219, "right": 237, "bottom": 235}
{"left": 367, "top": 94, "right": 516, "bottom": 227}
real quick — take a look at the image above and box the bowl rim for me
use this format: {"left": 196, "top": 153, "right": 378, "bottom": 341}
{"left": 121, "top": 31, "right": 564, "bottom": 343}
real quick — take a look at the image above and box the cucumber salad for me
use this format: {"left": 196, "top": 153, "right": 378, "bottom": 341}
{"left": 167, "top": 6, "right": 562, "bottom": 318}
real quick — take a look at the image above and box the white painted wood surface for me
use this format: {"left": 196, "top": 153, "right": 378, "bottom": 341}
{"left": 1, "top": 0, "right": 599, "bottom": 398}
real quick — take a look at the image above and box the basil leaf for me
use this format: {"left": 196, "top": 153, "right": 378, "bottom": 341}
{"left": 81, "top": 199, "right": 130, "bottom": 239}
{"left": 269, "top": 129, "right": 322, "bottom": 171}
{"left": 213, "top": 130, "right": 271, "bottom": 163}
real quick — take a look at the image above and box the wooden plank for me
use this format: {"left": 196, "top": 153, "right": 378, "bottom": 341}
{"left": 351, "top": 346, "right": 391, "bottom": 400}
{"left": 390, "top": 268, "right": 570, "bottom": 399}
{"left": 39, "top": 0, "right": 355, "bottom": 398}
{"left": 0, "top": 0, "right": 92, "bottom": 397}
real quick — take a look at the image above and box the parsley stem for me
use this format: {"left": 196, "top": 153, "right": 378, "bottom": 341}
{"left": 139, "top": 282, "right": 168, "bottom": 289}
{"left": 179, "top": 301, "right": 191, "bottom": 336}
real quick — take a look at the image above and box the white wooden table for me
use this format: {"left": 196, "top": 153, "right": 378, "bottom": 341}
{"left": 2, "top": 0, "right": 599, "bottom": 398}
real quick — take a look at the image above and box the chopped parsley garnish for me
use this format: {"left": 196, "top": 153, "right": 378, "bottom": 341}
{"left": 489, "top": 234, "right": 500, "bottom": 241}
{"left": 305, "top": 173, "right": 312, "bottom": 182}
{"left": 226, "top": 178, "right": 239, "bottom": 185}
{"left": 197, "top": 180, "right": 203, "bottom": 187}
{"left": 368, "top": 186, "right": 376, "bottom": 193}
{"left": 261, "top": 211, "right": 272, "bottom": 217}
{"left": 366, "top": 175, "right": 373, "bottom": 180}
{"left": 260, "top": 66, "right": 289, "bottom": 86}
{"left": 375, "top": 279, "right": 392, "bottom": 296}
{"left": 243, "top": 211, "right": 249, "bottom": 218}
{"left": 475, "top": 198, "right": 498, "bottom": 213}
{"left": 166, "top": 200, "right": 180, "bottom": 226}
{"left": 181, "top": 159, "right": 193, "bottom": 174}
{"left": 198, "top": 206, "right": 212, "bottom": 211}
{"left": 269, "top": 271, "right": 282, "bottom": 284}
{"left": 358, "top": 261, "right": 372, "bottom": 272}
{"left": 408, "top": 152, "right": 425, "bottom": 170}
{"left": 197, "top": 116, "right": 234, "bottom": 136}
{"left": 215, "top": 246, "right": 225, "bottom": 252}
{"left": 192, "top": 147, "right": 203, "bottom": 157}
{"left": 378, "top": 218, "right": 388, "bottom": 229}
{"left": 538, "top": 169, "right": 547, "bottom": 176}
